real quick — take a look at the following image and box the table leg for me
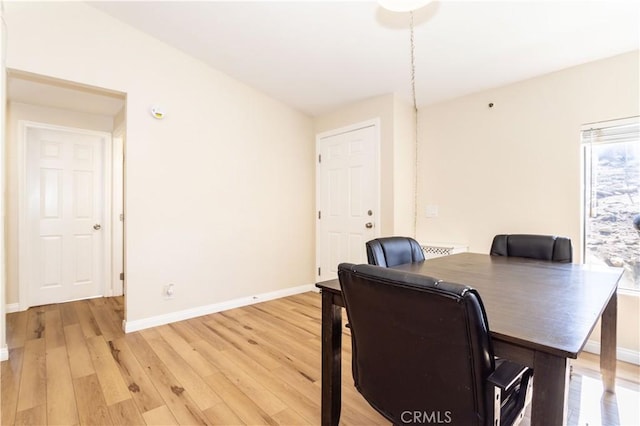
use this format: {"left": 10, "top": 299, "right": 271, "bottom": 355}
{"left": 530, "top": 351, "right": 569, "bottom": 426}
{"left": 601, "top": 292, "right": 617, "bottom": 393}
{"left": 321, "top": 290, "right": 342, "bottom": 426}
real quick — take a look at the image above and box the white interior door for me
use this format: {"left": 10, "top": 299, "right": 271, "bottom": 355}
{"left": 22, "top": 124, "right": 110, "bottom": 307}
{"left": 316, "top": 122, "right": 379, "bottom": 282}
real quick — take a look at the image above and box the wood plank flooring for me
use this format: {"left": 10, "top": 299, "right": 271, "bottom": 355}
{"left": 1, "top": 293, "right": 639, "bottom": 425}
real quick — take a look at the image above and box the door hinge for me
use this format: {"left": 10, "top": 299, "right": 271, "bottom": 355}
{"left": 318, "top": 267, "right": 321, "bottom": 276}
{"left": 318, "top": 210, "right": 321, "bottom": 219}
{"left": 318, "top": 154, "right": 322, "bottom": 164}
{"left": 120, "top": 272, "right": 124, "bottom": 281}
{"left": 120, "top": 213, "right": 124, "bottom": 221}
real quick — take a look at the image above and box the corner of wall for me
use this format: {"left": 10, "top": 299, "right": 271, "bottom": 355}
{"left": 391, "top": 95, "right": 417, "bottom": 237}
{"left": 1, "top": 6, "right": 7, "bottom": 363}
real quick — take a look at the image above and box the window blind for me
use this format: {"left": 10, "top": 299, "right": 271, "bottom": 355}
{"left": 581, "top": 117, "right": 640, "bottom": 145}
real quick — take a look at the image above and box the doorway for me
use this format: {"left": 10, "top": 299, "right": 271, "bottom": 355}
{"left": 5, "top": 71, "right": 126, "bottom": 311}
{"left": 316, "top": 120, "right": 380, "bottom": 282}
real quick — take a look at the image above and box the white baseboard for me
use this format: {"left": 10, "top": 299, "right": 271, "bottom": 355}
{"left": 5, "top": 303, "right": 20, "bottom": 313}
{"left": 124, "top": 283, "right": 315, "bottom": 333}
{"left": 0, "top": 345, "right": 8, "bottom": 361}
{"left": 584, "top": 340, "right": 640, "bottom": 365}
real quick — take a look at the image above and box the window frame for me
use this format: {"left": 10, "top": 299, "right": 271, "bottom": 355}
{"left": 580, "top": 116, "right": 640, "bottom": 294}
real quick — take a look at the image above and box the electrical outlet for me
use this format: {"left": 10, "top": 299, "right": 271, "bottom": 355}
{"left": 164, "top": 283, "right": 175, "bottom": 300}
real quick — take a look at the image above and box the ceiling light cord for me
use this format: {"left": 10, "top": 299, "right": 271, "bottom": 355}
{"left": 410, "top": 11, "right": 420, "bottom": 239}
{"left": 410, "top": 11, "right": 417, "bottom": 112}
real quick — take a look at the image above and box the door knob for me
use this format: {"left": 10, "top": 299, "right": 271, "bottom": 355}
{"left": 365, "top": 222, "right": 373, "bottom": 229}
{"left": 93, "top": 224, "right": 102, "bottom": 230}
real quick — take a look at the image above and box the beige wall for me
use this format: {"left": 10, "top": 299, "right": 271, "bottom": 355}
{"left": 0, "top": 8, "right": 6, "bottom": 359}
{"left": 393, "top": 98, "right": 417, "bottom": 237}
{"left": 113, "top": 106, "right": 126, "bottom": 131}
{"left": 4, "top": 102, "right": 115, "bottom": 306}
{"left": 417, "top": 50, "right": 640, "bottom": 354}
{"left": 314, "top": 93, "right": 416, "bottom": 237}
{"left": 3, "top": 2, "right": 315, "bottom": 324}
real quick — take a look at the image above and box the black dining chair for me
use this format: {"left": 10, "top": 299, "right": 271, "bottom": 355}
{"left": 365, "top": 236, "right": 425, "bottom": 267}
{"left": 338, "top": 263, "right": 533, "bottom": 426}
{"left": 490, "top": 234, "right": 572, "bottom": 263}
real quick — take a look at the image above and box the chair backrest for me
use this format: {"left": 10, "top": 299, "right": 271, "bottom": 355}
{"left": 490, "top": 234, "right": 572, "bottom": 263}
{"left": 365, "top": 236, "right": 425, "bottom": 267}
{"left": 338, "top": 263, "right": 495, "bottom": 425}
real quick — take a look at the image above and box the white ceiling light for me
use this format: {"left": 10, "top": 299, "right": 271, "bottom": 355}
{"left": 378, "top": 0, "right": 432, "bottom": 13}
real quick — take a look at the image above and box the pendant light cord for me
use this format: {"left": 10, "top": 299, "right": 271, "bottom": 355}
{"left": 410, "top": 11, "right": 419, "bottom": 238}
{"left": 410, "top": 11, "right": 417, "bottom": 112}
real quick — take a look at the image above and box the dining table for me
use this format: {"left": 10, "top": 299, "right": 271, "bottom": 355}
{"left": 316, "top": 252, "right": 623, "bottom": 426}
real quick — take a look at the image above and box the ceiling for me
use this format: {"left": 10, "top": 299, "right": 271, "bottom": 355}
{"left": 13, "top": 1, "right": 637, "bottom": 118}
{"left": 88, "top": 1, "right": 640, "bottom": 116}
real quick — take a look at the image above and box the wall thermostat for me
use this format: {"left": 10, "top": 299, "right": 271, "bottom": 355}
{"left": 150, "top": 105, "right": 166, "bottom": 120}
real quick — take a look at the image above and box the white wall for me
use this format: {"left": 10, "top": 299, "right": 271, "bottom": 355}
{"left": 417, "top": 50, "right": 640, "bottom": 355}
{"left": 4, "top": 102, "right": 115, "bottom": 307}
{"left": 3, "top": 2, "right": 315, "bottom": 326}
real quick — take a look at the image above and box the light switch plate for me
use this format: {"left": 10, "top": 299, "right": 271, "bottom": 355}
{"left": 425, "top": 204, "right": 439, "bottom": 218}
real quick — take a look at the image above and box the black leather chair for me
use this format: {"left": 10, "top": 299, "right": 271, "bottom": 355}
{"left": 490, "top": 234, "right": 572, "bottom": 263}
{"left": 338, "top": 263, "right": 533, "bottom": 426}
{"left": 366, "top": 236, "right": 425, "bottom": 267}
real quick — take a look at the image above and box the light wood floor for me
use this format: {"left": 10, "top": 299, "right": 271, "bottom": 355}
{"left": 1, "top": 293, "right": 639, "bottom": 425}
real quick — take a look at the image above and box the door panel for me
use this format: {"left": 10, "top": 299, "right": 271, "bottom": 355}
{"left": 41, "top": 236, "right": 62, "bottom": 287}
{"left": 41, "top": 168, "right": 62, "bottom": 218}
{"left": 317, "top": 124, "right": 378, "bottom": 281}
{"left": 25, "top": 126, "right": 105, "bottom": 306}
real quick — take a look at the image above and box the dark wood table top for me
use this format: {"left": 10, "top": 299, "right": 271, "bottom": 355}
{"left": 317, "top": 252, "right": 622, "bottom": 359}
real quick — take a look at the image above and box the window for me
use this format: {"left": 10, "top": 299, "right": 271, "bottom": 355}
{"left": 582, "top": 117, "right": 640, "bottom": 291}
